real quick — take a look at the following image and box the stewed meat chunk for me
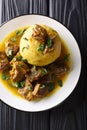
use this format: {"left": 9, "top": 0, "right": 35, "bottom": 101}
{"left": 47, "top": 63, "right": 69, "bottom": 78}
{"left": 18, "top": 81, "right": 33, "bottom": 101}
{"left": 0, "top": 51, "right": 9, "bottom": 71}
{"left": 10, "top": 61, "right": 29, "bottom": 82}
{"left": 18, "top": 80, "right": 40, "bottom": 101}
{"left": 32, "top": 24, "right": 47, "bottom": 43}
{"left": 5, "top": 40, "right": 19, "bottom": 57}
{"left": 25, "top": 67, "right": 43, "bottom": 82}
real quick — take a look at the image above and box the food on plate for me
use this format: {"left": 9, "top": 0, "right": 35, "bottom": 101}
{"left": 20, "top": 25, "right": 61, "bottom": 66}
{"left": 0, "top": 24, "right": 70, "bottom": 101}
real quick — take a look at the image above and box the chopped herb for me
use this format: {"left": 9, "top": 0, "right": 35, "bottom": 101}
{"left": 8, "top": 50, "right": 13, "bottom": 56}
{"left": 37, "top": 44, "right": 44, "bottom": 51}
{"left": 14, "top": 81, "right": 25, "bottom": 88}
{"left": 23, "top": 37, "right": 28, "bottom": 41}
{"left": 1, "top": 72, "right": 10, "bottom": 80}
{"left": 11, "top": 37, "right": 17, "bottom": 42}
{"left": 5, "top": 76, "right": 10, "bottom": 80}
{"left": 15, "top": 30, "right": 20, "bottom": 35}
{"left": 48, "top": 82, "right": 55, "bottom": 92}
{"left": 63, "top": 54, "right": 70, "bottom": 62}
{"left": 40, "top": 84, "right": 46, "bottom": 89}
{"left": 13, "top": 56, "right": 27, "bottom": 63}
{"left": 20, "top": 81, "right": 25, "bottom": 88}
{"left": 22, "top": 47, "right": 26, "bottom": 52}
{"left": 13, "top": 56, "right": 22, "bottom": 61}
{"left": 22, "top": 59, "right": 27, "bottom": 63}
{"left": 27, "top": 86, "right": 33, "bottom": 92}
{"left": 13, "top": 82, "right": 20, "bottom": 88}
{"left": 41, "top": 68, "right": 47, "bottom": 76}
{"left": 58, "top": 80, "right": 63, "bottom": 87}
{"left": 47, "top": 38, "right": 53, "bottom": 48}
{"left": 17, "top": 29, "right": 26, "bottom": 36}
{"left": 17, "top": 56, "right": 22, "bottom": 60}
{"left": 22, "top": 45, "right": 29, "bottom": 51}
{"left": 1, "top": 72, "right": 6, "bottom": 80}
{"left": 18, "top": 64, "right": 23, "bottom": 67}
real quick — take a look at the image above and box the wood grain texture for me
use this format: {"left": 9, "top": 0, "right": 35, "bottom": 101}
{"left": 0, "top": 0, "right": 87, "bottom": 130}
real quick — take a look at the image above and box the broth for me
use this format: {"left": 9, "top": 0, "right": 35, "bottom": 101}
{"left": 0, "top": 27, "right": 71, "bottom": 100}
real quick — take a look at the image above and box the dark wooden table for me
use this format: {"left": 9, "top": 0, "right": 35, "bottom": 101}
{"left": 0, "top": 0, "right": 87, "bottom": 130}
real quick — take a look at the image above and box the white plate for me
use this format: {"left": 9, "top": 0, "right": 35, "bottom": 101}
{"left": 0, "top": 15, "right": 81, "bottom": 112}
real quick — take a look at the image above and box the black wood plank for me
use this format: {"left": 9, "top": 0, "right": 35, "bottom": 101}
{"left": 50, "top": 102, "right": 87, "bottom": 130}
{"left": 49, "top": 0, "right": 87, "bottom": 130}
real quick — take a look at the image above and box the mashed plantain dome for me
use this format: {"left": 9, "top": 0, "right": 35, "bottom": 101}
{"left": 20, "top": 24, "right": 61, "bottom": 66}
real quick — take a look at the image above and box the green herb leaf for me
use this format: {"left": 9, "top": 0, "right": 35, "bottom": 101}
{"left": 17, "top": 29, "right": 26, "bottom": 36}
{"left": 40, "top": 84, "right": 46, "bottom": 89}
{"left": 15, "top": 30, "right": 20, "bottom": 35}
{"left": 1, "top": 72, "right": 10, "bottom": 80}
{"left": 63, "top": 54, "right": 70, "bottom": 62}
{"left": 47, "top": 38, "right": 53, "bottom": 48}
{"left": 11, "top": 37, "right": 17, "bottom": 42}
{"left": 58, "top": 80, "right": 63, "bottom": 87}
{"left": 17, "top": 56, "right": 22, "bottom": 60}
{"left": 37, "top": 44, "right": 44, "bottom": 51}
{"left": 13, "top": 82, "right": 20, "bottom": 88}
{"left": 6, "top": 76, "right": 10, "bottom": 80}
{"left": 20, "top": 81, "right": 25, "bottom": 88}
{"left": 48, "top": 82, "right": 55, "bottom": 91}
{"left": 22, "top": 59, "right": 27, "bottom": 63}
{"left": 13, "top": 56, "right": 22, "bottom": 61}
{"left": 27, "top": 86, "right": 33, "bottom": 92}
{"left": 22, "top": 47, "right": 26, "bottom": 52}
{"left": 41, "top": 68, "right": 47, "bottom": 76}
{"left": 23, "top": 37, "right": 28, "bottom": 41}
{"left": 22, "top": 45, "right": 29, "bottom": 52}
{"left": 1, "top": 72, "right": 6, "bottom": 80}
{"left": 18, "top": 64, "right": 23, "bottom": 67}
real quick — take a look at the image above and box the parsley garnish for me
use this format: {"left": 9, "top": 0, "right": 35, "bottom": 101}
{"left": 16, "top": 29, "right": 26, "bottom": 36}
{"left": 13, "top": 82, "right": 20, "bottom": 88}
{"left": 11, "top": 37, "right": 17, "bottom": 42}
{"left": 20, "top": 81, "right": 25, "bottom": 88}
{"left": 13, "top": 56, "right": 22, "bottom": 61}
{"left": 40, "top": 84, "right": 46, "bottom": 89}
{"left": 41, "top": 68, "right": 47, "bottom": 76}
{"left": 1, "top": 71, "right": 10, "bottom": 80}
{"left": 23, "top": 37, "right": 28, "bottom": 41}
{"left": 58, "top": 80, "right": 63, "bottom": 87}
{"left": 37, "top": 44, "right": 44, "bottom": 51}
{"left": 47, "top": 38, "right": 53, "bottom": 48}
{"left": 48, "top": 82, "right": 55, "bottom": 91}
{"left": 63, "top": 54, "right": 70, "bottom": 62}
{"left": 22, "top": 45, "right": 29, "bottom": 51}
{"left": 27, "top": 86, "right": 33, "bottom": 92}
{"left": 15, "top": 30, "right": 20, "bottom": 35}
